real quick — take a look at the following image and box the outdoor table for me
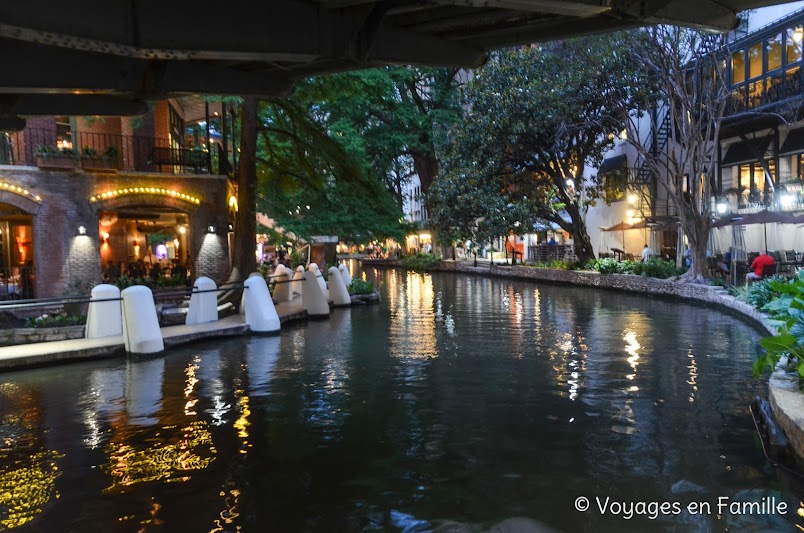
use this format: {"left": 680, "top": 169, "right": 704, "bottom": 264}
{"left": 610, "top": 247, "right": 625, "bottom": 261}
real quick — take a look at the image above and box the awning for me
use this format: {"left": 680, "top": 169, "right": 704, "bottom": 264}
{"left": 597, "top": 154, "right": 627, "bottom": 175}
{"left": 720, "top": 136, "right": 771, "bottom": 166}
{"left": 781, "top": 128, "right": 804, "bottom": 156}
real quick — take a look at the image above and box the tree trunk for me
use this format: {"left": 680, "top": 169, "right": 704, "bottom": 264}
{"left": 220, "top": 96, "right": 258, "bottom": 306}
{"left": 565, "top": 203, "right": 595, "bottom": 263}
{"left": 679, "top": 219, "right": 710, "bottom": 284}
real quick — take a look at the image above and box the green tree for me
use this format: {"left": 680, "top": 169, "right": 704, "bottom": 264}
{"left": 297, "top": 66, "right": 463, "bottom": 215}
{"left": 437, "top": 40, "right": 629, "bottom": 263}
{"left": 255, "top": 97, "right": 404, "bottom": 243}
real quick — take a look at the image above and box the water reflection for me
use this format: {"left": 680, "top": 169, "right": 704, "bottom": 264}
{"left": 0, "top": 270, "right": 800, "bottom": 532}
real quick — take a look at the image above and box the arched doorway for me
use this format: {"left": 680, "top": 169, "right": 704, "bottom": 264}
{"left": 90, "top": 192, "right": 200, "bottom": 281}
{"left": 0, "top": 202, "right": 34, "bottom": 299}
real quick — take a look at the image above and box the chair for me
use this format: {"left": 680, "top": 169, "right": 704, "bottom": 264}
{"left": 761, "top": 263, "right": 777, "bottom": 278}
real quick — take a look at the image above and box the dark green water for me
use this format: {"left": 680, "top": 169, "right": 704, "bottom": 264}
{"left": 1, "top": 265, "right": 802, "bottom": 532}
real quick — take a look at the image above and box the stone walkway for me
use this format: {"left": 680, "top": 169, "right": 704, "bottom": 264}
{"left": 0, "top": 297, "right": 309, "bottom": 371}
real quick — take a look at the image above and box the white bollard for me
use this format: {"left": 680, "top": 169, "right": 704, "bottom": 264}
{"left": 186, "top": 276, "right": 218, "bottom": 325}
{"left": 302, "top": 270, "right": 330, "bottom": 317}
{"left": 272, "top": 265, "right": 293, "bottom": 302}
{"left": 308, "top": 263, "right": 329, "bottom": 299}
{"left": 244, "top": 275, "right": 281, "bottom": 333}
{"left": 328, "top": 267, "right": 352, "bottom": 307}
{"left": 240, "top": 272, "right": 263, "bottom": 314}
{"left": 291, "top": 266, "right": 304, "bottom": 297}
{"left": 121, "top": 285, "right": 164, "bottom": 354}
{"left": 85, "top": 284, "right": 122, "bottom": 338}
{"left": 338, "top": 263, "right": 353, "bottom": 287}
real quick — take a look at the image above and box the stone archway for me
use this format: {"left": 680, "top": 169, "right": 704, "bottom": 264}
{"left": 0, "top": 182, "right": 42, "bottom": 300}
{"left": 89, "top": 194, "right": 199, "bottom": 273}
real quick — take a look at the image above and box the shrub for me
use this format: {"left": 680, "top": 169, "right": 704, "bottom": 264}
{"left": 401, "top": 253, "right": 442, "bottom": 272}
{"left": 732, "top": 275, "right": 787, "bottom": 309}
{"left": 587, "top": 257, "right": 620, "bottom": 274}
{"left": 641, "top": 258, "right": 683, "bottom": 279}
{"left": 753, "top": 271, "right": 804, "bottom": 378}
{"left": 25, "top": 313, "right": 86, "bottom": 328}
{"left": 348, "top": 279, "right": 375, "bottom": 295}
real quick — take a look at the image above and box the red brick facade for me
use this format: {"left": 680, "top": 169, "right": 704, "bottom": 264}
{"left": 0, "top": 167, "right": 233, "bottom": 298}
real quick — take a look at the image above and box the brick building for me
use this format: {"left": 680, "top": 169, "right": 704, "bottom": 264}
{"left": 0, "top": 97, "right": 236, "bottom": 299}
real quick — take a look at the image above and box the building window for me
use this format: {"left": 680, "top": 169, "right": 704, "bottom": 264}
{"left": 732, "top": 49, "right": 746, "bottom": 84}
{"left": 768, "top": 32, "right": 783, "bottom": 72}
{"left": 749, "top": 42, "right": 763, "bottom": 79}
{"left": 603, "top": 169, "right": 627, "bottom": 203}
{"left": 787, "top": 28, "right": 802, "bottom": 65}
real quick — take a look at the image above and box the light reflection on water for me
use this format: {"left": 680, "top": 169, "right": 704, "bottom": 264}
{"left": 0, "top": 264, "right": 801, "bottom": 532}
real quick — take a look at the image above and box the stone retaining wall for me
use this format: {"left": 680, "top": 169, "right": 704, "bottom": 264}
{"left": 0, "top": 324, "right": 85, "bottom": 346}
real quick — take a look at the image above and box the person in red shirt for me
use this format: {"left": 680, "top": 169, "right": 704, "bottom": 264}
{"left": 746, "top": 252, "right": 775, "bottom": 283}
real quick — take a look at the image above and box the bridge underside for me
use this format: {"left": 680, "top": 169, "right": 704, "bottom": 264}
{"left": 0, "top": 0, "right": 788, "bottom": 123}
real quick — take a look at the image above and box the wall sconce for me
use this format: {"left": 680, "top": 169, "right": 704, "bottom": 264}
{"left": 716, "top": 201, "right": 728, "bottom": 214}
{"left": 77, "top": 225, "right": 87, "bottom": 235}
{"left": 227, "top": 223, "right": 234, "bottom": 233}
{"left": 101, "top": 231, "right": 109, "bottom": 243}
{"left": 207, "top": 225, "right": 216, "bottom": 234}
{"left": 179, "top": 226, "right": 186, "bottom": 235}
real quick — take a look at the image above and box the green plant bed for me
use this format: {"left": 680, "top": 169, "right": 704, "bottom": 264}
{"left": 583, "top": 257, "right": 682, "bottom": 279}
{"left": 401, "top": 253, "right": 442, "bottom": 272}
{"left": 25, "top": 313, "right": 86, "bottom": 328}
{"left": 348, "top": 279, "right": 375, "bottom": 295}
{"left": 753, "top": 271, "right": 804, "bottom": 378}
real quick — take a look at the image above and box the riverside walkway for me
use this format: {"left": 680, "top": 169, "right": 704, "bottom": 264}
{"left": 0, "top": 298, "right": 307, "bottom": 371}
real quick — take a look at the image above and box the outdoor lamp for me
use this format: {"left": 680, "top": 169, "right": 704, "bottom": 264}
{"left": 228, "top": 223, "right": 234, "bottom": 233}
{"left": 179, "top": 226, "right": 186, "bottom": 235}
{"left": 207, "top": 225, "right": 216, "bottom": 234}
{"left": 716, "top": 202, "right": 728, "bottom": 214}
{"left": 566, "top": 178, "right": 575, "bottom": 189}
{"left": 77, "top": 225, "right": 87, "bottom": 235}
{"left": 781, "top": 194, "right": 794, "bottom": 208}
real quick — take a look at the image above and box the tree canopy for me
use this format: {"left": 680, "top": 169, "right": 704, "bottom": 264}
{"left": 433, "top": 38, "right": 632, "bottom": 261}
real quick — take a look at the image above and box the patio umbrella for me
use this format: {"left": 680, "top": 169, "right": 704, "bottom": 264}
{"left": 602, "top": 221, "right": 630, "bottom": 252}
{"left": 718, "top": 210, "right": 797, "bottom": 253}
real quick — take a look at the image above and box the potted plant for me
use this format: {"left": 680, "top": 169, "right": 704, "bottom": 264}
{"left": 35, "top": 145, "right": 76, "bottom": 170}
{"left": 81, "top": 146, "right": 117, "bottom": 171}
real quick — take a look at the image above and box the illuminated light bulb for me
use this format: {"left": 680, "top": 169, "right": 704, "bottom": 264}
{"left": 90, "top": 196, "right": 96, "bottom": 202}
{"left": 35, "top": 196, "right": 41, "bottom": 201}
{"left": 23, "top": 190, "right": 28, "bottom": 195}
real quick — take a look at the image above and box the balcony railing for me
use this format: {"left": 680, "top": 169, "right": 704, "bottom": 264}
{"left": 0, "top": 128, "right": 223, "bottom": 175}
{"left": 726, "top": 68, "right": 804, "bottom": 115}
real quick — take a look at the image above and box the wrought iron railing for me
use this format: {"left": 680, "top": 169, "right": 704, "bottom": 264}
{"left": 0, "top": 128, "right": 222, "bottom": 175}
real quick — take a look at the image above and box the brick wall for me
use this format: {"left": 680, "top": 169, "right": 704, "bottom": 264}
{"left": 0, "top": 168, "right": 231, "bottom": 298}
{"left": 153, "top": 101, "right": 171, "bottom": 140}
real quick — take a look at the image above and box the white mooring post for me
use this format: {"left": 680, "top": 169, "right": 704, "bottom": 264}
{"left": 273, "top": 264, "right": 293, "bottom": 302}
{"left": 302, "top": 270, "right": 330, "bottom": 317}
{"left": 121, "top": 285, "right": 164, "bottom": 354}
{"left": 244, "top": 274, "right": 281, "bottom": 333}
{"left": 308, "top": 263, "right": 329, "bottom": 299}
{"left": 85, "top": 284, "right": 122, "bottom": 338}
{"left": 240, "top": 272, "right": 263, "bottom": 314}
{"left": 328, "top": 267, "right": 352, "bottom": 307}
{"left": 338, "top": 263, "right": 352, "bottom": 287}
{"left": 186, "top": 276, "right": 218, "bottom": 325}
{"left": 291, "top": 266, "right": 304, "bottom": 297}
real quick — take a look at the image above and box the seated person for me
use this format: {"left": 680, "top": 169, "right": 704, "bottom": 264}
{"left": 746, "top": 251, "right": 775, "bottom": 283}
